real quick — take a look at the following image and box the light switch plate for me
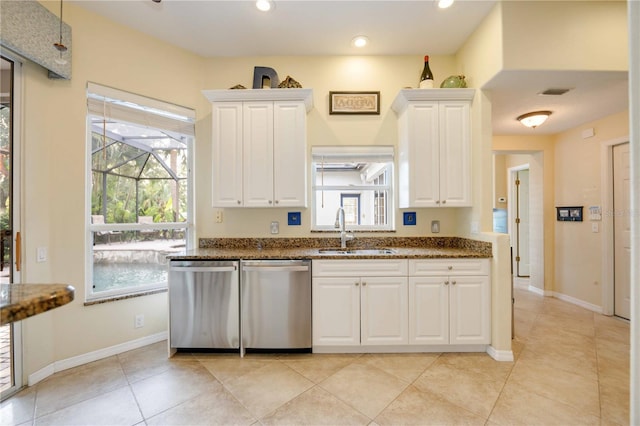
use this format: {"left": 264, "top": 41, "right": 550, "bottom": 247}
{"left": 270, "top": 221, "right": 279, "bottom": 234}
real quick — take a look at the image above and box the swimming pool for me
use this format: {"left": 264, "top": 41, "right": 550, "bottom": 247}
{"left": 92, "top": 262, "right": 167, "bottom": 292}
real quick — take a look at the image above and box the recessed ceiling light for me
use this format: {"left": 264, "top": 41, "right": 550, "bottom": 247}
{"left": 256, "top": 0, "right": 274, "bottom": 12}
{"left": 352, "top": 36, "right": 369, "bottom": 48}
{"left": 438, "top": 0, "right": 454, "bottom": 9}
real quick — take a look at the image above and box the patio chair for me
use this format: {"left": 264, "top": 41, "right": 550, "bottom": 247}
{"left": 91, "top": 215, "right": 122, "bottom": 244}
{"left": 138, "top": 216, "right": 155, "bottom": 240}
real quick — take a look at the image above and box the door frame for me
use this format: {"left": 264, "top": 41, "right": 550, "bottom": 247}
{"left": 1, "top": 51, "right": 24, "bottom": 400}
{"left": 507, "top": 163, "right": 530, "bottom": 280}
{"left": 601, "top": 136, "right": 630, "bottom": 316}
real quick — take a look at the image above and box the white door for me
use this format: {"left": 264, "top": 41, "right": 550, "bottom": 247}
{"left": 273, "top": 102, "right": 307, "bottom": 207}
{"left": 211, "top": 102, "right": 243, "bottom": 207}
{"left": 408, "top": 276, "right": 449, "bottom": 344}
{"left": 449, "top": 275, "right": 491, "bottom": 344}
{"left": 360, "top": 277, "right": 408, "bottom": 345}
{"left": 613, "top": 143, "right": 631, "bottom": 319}
{"left": 312, "top": 277, "right": 360, "bottom": 346}
{"left": 243, "top": 102, "right": 274, "bottom": 207}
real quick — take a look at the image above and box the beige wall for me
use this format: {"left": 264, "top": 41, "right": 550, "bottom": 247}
{"left": 553, "top": 110, "right": 629, "bottom": 307}
{"left": 501, "top": 1, "right": 628, "bottom": 71}
{"left": 21, "top": 2, "right": 207, "bottom": 377}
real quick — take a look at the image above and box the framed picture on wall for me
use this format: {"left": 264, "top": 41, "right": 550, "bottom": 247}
{"left": 329, "top": 91, "right": 380, "bottom": 115}
{"left": 556, "top": 206, "right": 583, "bottom": 222}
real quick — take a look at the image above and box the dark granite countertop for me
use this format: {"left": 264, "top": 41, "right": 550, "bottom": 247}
{"left": 167, "top": 237, "right": 492, "bottom": 260}
{"left": 1, "top": 284, "right": 75, "bottom": 325}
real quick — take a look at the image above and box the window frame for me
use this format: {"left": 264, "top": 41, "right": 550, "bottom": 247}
{"left": 311, "top": 146, "right": 394, "bottom": 232}
{"left": 85, "top": 83, "right": 195, "bottom": 302}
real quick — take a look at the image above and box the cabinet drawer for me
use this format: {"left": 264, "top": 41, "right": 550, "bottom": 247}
{"left": 409, "top": 258, "right": 489, "bottom": 276}
{"left": 313, "top": 259, "right": 408, "bottom": 277}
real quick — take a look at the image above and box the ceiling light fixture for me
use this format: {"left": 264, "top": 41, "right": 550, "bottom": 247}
{"left": 256, "top": 0, "right": 274, "bottom": 12}
{"left": 352, "top": 35, "right": 369, "bottom": 48}
{"left": 438, "top": 0, "right": 454, "bottom": 9}
{"left": 53, "top": 0, "right": 68, "bottom": 65}
{"left": 517, "top": 111, "right": 552, "bottom": 128}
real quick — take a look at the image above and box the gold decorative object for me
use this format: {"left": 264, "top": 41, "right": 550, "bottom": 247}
{"left": 277, "top": 76, "right": 302, "bottom": 88}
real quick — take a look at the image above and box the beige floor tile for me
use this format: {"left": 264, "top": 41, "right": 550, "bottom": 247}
{"left": 34, "top": 386, "right": 142, "bottom": 426}
{"left": 374, "top": 385, "right": 486, "bottom": 425}
{"left": 489, "top": 382, "right": 600, "bottom": 426}
{"left": 319, "top": 363, "right": 409, "bottom": 419}
{"left": 599, "top": 381, "right": 630, "bottom": 426}
{"left": 279, "top": 354, "right": 358, "bottom": 383}
{"left": 414, "top": 361, "right": 504, "bottom": 418}
{"left": 34, "top": 356, "right": 128, "bottom": 417}
{"left": 146, "top": 383, "right": 256, "bottom": 425}
{"left": 131, "top": 360, "right": 222, "bottom": 419}
{"left": 430, "top": 352, "right": 514, "bottom": 382}
{"left": 118, "top": 340, "right": 182, "bottom": 383}
{"left": 0, "top": 385, "right": 36, "bottom": 426}
{"left": 224, "top": 361, "right": 314, "bottom": 418}
{"left": 261, "top": 386, "right": 371, "bottom": 425}
{"left": 527, "top": 323, "right": 596, "bottom": 349}
{"left": 507, "top": 357, "right": 601, "bottom": 417}
{"left": 542, "top": 298, "right": 595, "bottom": 321}
{"left": 518, "top": 345, "right": 598, "bottom": 381}
{"left": 354, "top": 353, "right": 441, "bottom": 383}
{"left": 535, "top": 312, "right": 595, "bottom": 338}
{"left": 199, "top": 355, "right": 275, "bottom": 384}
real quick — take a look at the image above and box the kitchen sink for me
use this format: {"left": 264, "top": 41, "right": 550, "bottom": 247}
{"left": 317, "top": 248, "right": 397, "bottom": 255}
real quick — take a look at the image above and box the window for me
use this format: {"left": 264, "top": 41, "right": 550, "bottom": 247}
{"left": 86, "top": 83, "right": 194, "bottom": 301}
{"left": 312, "top": 146, "right": 394, "bottom": 231}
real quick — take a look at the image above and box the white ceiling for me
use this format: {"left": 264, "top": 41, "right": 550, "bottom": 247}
{"left": 71, "top": 0, "right": 629, "bottom": 135}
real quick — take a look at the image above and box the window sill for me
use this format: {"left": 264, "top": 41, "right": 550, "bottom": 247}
{"left": 310, "top": 229, "right": 397, "bottom": 233}
{"left": 84, "top": 288, "right": 167, "bottom": 306}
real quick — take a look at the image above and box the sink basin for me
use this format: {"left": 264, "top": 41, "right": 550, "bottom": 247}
{"left": 318, "top": 248, "right": 397, "bottom": 255}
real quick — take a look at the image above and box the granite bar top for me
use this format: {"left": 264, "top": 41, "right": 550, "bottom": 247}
{"left": 168, "top": 237, "right": 492, "bottom": 260}
{"left": 1, "top": 284, "right": 75, "bottom": 326}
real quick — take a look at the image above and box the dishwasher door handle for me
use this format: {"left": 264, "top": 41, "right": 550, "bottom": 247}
{"left": 169, "top": 266, "right": 237, "bottom": 273}
{"left": 242, "top": 265, "right": 310, "bottom": 273}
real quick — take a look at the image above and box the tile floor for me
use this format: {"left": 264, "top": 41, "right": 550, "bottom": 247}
{"left": 0, "top": 285, "right": 630, "bottom": 425}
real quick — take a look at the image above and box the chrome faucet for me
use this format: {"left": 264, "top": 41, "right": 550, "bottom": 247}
{"left": 335, "top": 207, "right": 354, "bottom": 249}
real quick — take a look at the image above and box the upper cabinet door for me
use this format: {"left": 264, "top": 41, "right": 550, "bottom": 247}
{"left": 243, "top": 102, "right": 274, "bottom": 207}
{"left": 439, "top": 101, "right": 471, "bottom": 207}
{"left": 273, "top": 102, "right": 307, "bottom": 207}
{"left": 212, "top": 102, "right": 243, "bottom": 207}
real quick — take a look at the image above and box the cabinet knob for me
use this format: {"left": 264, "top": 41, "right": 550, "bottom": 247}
{"left": 452, "top": 281, "right": 457, "bottom": 285}
{"left": 445, "top": 280, "right": 449, "bottom": 285}
{"left": 442, "top": 200, "right": 446, "bottom": 204}
{"left": 237, "top": 200, "right": 241, "bottom": 205}
{"left": 275, "top": 200, "right": 279, "bottom": 204}
{"left": 448, "top": 266, "right": 453, "bottom": 270}
{"left": 355, "top": 282, "right": 359, "bottom": 286}
{"left": 268, "top": 200, "right": 273, "bottom": 204}
{"left": 362, "top": 282, "right": 367, "bottom": 286}
{"left": 436, "top": 200, "right": 440, "bottom": 204}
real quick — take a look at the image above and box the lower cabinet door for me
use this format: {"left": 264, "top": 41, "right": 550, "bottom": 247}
{"left": 449, "top": 275, "right": 491, "bottom": 344}
{"left": 361, "top": 277, "right": 409, "bottom": 345}
{"left": 409, "top": 276, "right": 449, "bottom": 344}
{"left": 312, "top": 277, "right": 360, "bottom": 346}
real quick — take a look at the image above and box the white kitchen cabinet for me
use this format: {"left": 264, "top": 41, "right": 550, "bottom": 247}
{"left": 204, "top": 89, "right": 313, "bottom": 208}
{"left": 409, "top": 259, "right": 490, "bottom": 345}
{"left": 312, "top": 260, "right": 409, "bottom": 347}
{"left": 392, "top": 89, "right": 475, "bottom": 208}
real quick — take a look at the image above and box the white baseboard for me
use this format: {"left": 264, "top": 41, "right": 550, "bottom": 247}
{"left": 486, "top": 345, "right": 514, "bottom": 362}
{"left": 527, "top": 285, "right": 547, "bottom": 296}
{"left": 553, "top": 292, "right": 603, "bottom": 314}
{"left": 28, "top": 331, "right": 167, "bottom": 386}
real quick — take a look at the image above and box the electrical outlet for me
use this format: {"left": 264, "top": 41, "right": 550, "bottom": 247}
{"left": 215, "top": 210, "right": 223, "bottom": 223}
{"left": 270, "top": 221, "right": 279, "bottom": 234}
{"left": 134, "top": 314, "right": 144, "bottom": 328}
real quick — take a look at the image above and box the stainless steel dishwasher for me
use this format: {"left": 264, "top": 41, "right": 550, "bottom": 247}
{"left": 240, "top": 260, "right": 311, "bottom": 355}
{"left": 169, "top": 260, "right": 239, "bottom": 350}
